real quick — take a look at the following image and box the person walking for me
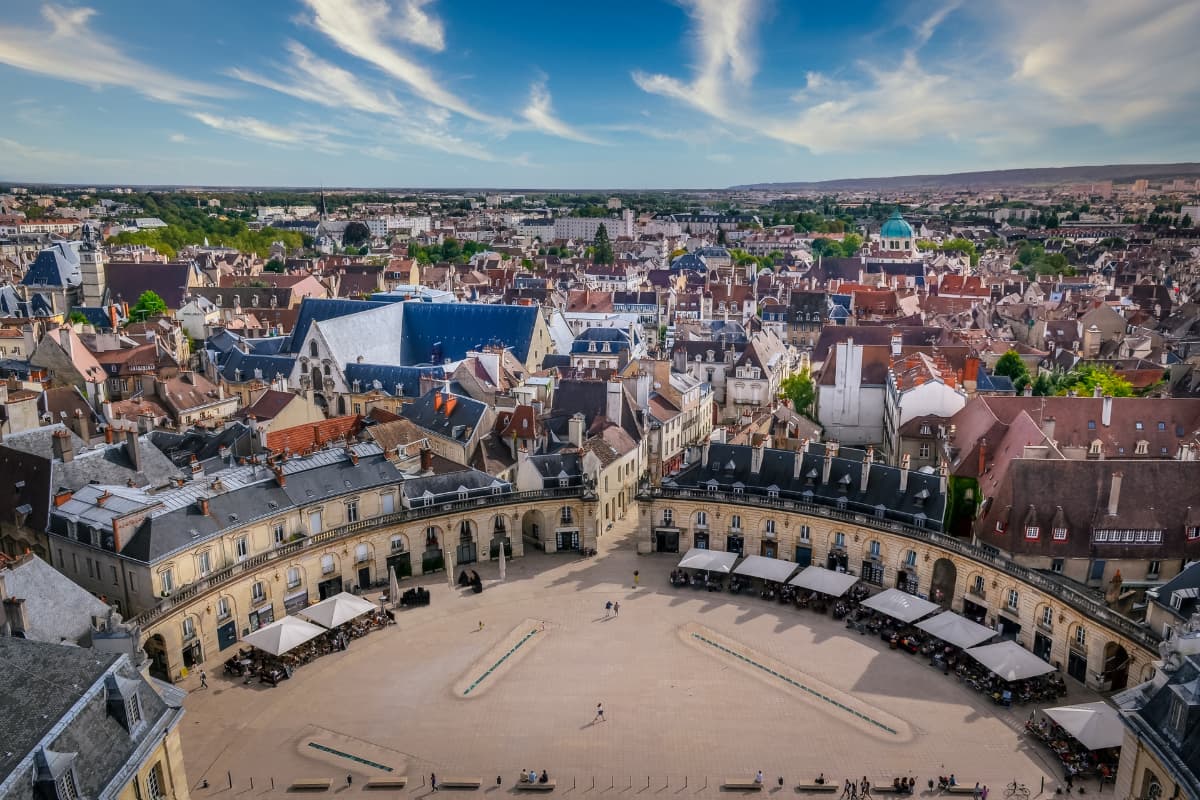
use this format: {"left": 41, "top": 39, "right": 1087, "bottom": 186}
{"left": 199, "top": 670, "right": 207, "bottom": 689}
{"left": 842, "top": 779, "right": 854, "bottom": 799}
{"left": 633, "top": 570, "right": 639, "bottom": 588}
{"left": 430, "top": 773, "right": 438, "bottom": 792}
{"left": 346, "top": 776, "right": 352, "bottom": 787}
{"left": 613, "top": 601, "right": 620, "bottom": 616}
{"left": 605, "top": 600, "right": 613, "bottom": 618}
{"left": 478, "top": 620, "right": 484, "bottom": 632}
{"left": 973, "top": 782, "right": 981, "bottom": 800}
{"left": 861, "top": 777, "right": 871, "bottom": 798}
{"left": 594, "top": 702, "right": 605, "bottom": 723}
{"left": 850, "top": 779, "right": 858, "bottom": 800}
{"left": 755, "top": 771, "right": 763, "bottom": 785}
{"left": 981, "top": 786, "right": 989, "bottom": 800}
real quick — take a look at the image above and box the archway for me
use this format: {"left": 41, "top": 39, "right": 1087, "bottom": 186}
{"left": 457, "top": 520, "right": 477, "bottom": 565}
{"left": 490, "top": 515, "right": 513, "bottom": 559}
{"left": 386, "top": 534, "right": 412, "bottom": 579}
{"left": 930, "top": 558, "right": 957, "bottom": 609}
{"left": 1102, "top": 642, "right": 1130, "bottom": 691}
{"left": 144, "top": 634, "right": 169, "bottom": 682}
{"left": 691, "top": 510, "right": 711, "bottom": 550}
{"left": 422, "top": 525, "right": 445, "bottom": 573}
{"left": 521, "top": 509, "right": 545, "bottom": 550}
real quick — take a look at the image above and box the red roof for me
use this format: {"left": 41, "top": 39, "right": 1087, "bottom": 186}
{"left": 264, "top": 414, "right": 363, "bottom": 454}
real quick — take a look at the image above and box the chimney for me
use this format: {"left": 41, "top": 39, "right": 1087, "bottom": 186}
{"left": 860, "top": 459, "right": 871, "bottom": 493}
{"left": 1101, "top": 395, "right": 1113, "bottom": 427}
{"left": 1107, "top": 471, "right": 1122, "bottom": 516}
{"left": 793, "top": 451, "right": 804, "bottom": 479}
{"left": 197, "top": 496, "right": 210, "bottom": 516}
{"left": 701, "top": 438, "right": 711, "bottom": 468}
{"left": 57, "top": 326, "right": 73, "bottom": 359}
{"left": 51, "top": 428, "right": 73, "bottom": 463}
{"left": 104, "top": 425, "right": 114, "bottom": 445}
{"left": 939, "top": 463, "right": 948, "bottom": 496}
{"left": 890, "top": 333, "right": 902, "bottom": 356}
{"left": 420, "top": 446, "right": 433, "bottom": 472}
{"left": 977, "top": 437, "right": 987, "bottom": 476}
{"left": 750, "top": 440, "right": 765, "bottom": 474}
{"left": 1093, "top": 385, "right": 1102, "bottom": 399}
{"left": 568, "top": 412, "right": 585, "bottom": 448}
{"left": 899, "top": 453, "right": 911, "bottom": 492}
{"left": 271, "top": 465, "right": 287, "bottom": 487}
{"left": 1023, "top": 384, "right": 1033, "bottom": 397}
{"left": 124, "top": 426, "right": 141, "bottom": 472}
{"left": 821, "top": 445, "right": 833, "bottom": 485}
{"left": 53, "top": 488, "right": 73, "bottom": 507}
{"left": 606, "top": 378, "right": 623, "bottom": 425}
{"left": 2, "top": 597, "right": 29, "bottom": 638}
{"left": 189, "top": 455, "right": 204, "bottom": 480}
{"left": 1041, "top": 416, "right": 1055, "bottom": 443}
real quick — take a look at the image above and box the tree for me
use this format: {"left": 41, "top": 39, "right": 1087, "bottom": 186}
{"left": 593, "top": 223, "right": 614, "bottom": 265}
{"left": 342, "top": 221, "right": 371, "bottom": 248}
{"left": 264, "top": 258, "right": 285, "bottom": 273}
{"left": 1058, "top": 365, "right": 1134, "bottom": 398}
{"left": 439, "top": 237, "right": 461, "bottom": 262}
{"left": 993, "top": 349, "right": 1031, "bottom": 392}
{"left": 68, "top": 311, "right": 89, "bottom": 325}
{"left": 780, "top": 369, "right": 816, "bottom": 420}
{"left": 131, "top": 290, "right": 168, "bottom": 320}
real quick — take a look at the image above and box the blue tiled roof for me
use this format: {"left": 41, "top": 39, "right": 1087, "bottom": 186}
{"left": 285, "top": 298, "right": 391, "bottom": 354}
{"left": 21, "top": 242, "right": 82, "bottom": 288}
{"left": 219, "top": 348, "right": 297, "bottom": 384}
{"left": 69, "top": 306, "right": 118, "bottom": 331}
{"left": 400, "top": 303, "right": 540, "bottom": 365}
{"left": 401, "top": 386, "right": 488, "bottom": 439}
{"left": 881, "top": 210, "right": 914, "bottom": 239}
{"left": 670, "top": 253, "right": 707, "bottom": 272}
{"left": 976, "top": 371, "right": 1016, "bottom": 394}
{"left": 343, "top": 363, "right": 444, "bottom": 397}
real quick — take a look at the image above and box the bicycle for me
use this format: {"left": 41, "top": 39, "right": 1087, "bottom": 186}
{"left": 1004, "top": 781, "right": 1029, "bottom": 798}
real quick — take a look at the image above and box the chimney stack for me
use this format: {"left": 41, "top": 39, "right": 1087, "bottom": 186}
{"left": 1041, "top": 416, "right": 1055, "bottom": 443}
{"left": 750, "top": 440, "right": 765, "bottom": 474}
{"left": 1102, "top": 395, "right": 1113, "bottom": 427}
{"left": 860, "top": 458, "right": 871, "bottom": 493}
{"left": 977, "top": 437, "right": 988, "bottom": 477}
{"left": 420, "top": 446, "right": 433, "bottom": 472}
{"left": 793, "top": 450, "right": 804, "bottom": 479}
{"left": 2, "top": 597, "right": 29, "bottom": 638}
{"left": 568, "top": 412, "right": 585, "bottom": 448}
{"left": 899, "top": 453, "right": 911, "bottom": 493}
{"left": 125, "top": 426, "right": 141, "bottom": 472}
{"left": 1107, "top": 471, "right": 1122, "bottom": 516}
{"left": 821, "top": 444, "right": 833, "bottom": 485}
{"left": 939, "top": 463, "right": 949, "bottom": 496}
{"left": 606, "top": 378, "right": 623, "bottom": 425}
{"left": 890, "top": 333, "right": 902, "bottom": 356}
{"left": 104, "top": 425, "right": 114, "bottom": 445}
{"left": 51, "top": 428, "right": 73, "bottom": 463}
{"left": 198, "top": 496, "right": 210, "bottom": 516}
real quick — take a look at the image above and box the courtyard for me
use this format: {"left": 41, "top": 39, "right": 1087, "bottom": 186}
{"left": 180, "top": 522, "right": 1100, "bottom": 796}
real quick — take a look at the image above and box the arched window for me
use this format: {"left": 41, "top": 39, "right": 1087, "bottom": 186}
{"left": 459, "top": 521, "right": 472, "bottom": 544}
{"left": 309, "top": 340, "right": 319, "bottom": 358}
{"left": 493, "top": 516, "right": 507, "bottom": 534}
{"left": 425, "top": 527, "right": 439, "bottom": 547}
{"left": 662, "top": 508, "right": 674, "bottom": 526}
{"left": 390, "top": 534, "right": 406, "bottom": 553}
{"left": 321, "top": 554, "right": 335, "bottom": 574}
{"left": 730, "top": 514, "right": 742, "bottom": 531}
{"left": 355, "top": 543, "right": 369, "bottom": 563}
{"left": 323, "top": 364, "right": 331, "bottom": 376}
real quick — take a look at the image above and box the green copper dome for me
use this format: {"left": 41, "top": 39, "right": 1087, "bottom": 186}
{"left": 881, "top": 210, "right": 914, "bottom": 239}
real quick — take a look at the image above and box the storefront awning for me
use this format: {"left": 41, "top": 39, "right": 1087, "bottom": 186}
{"left": 788, "top": 566, "right": 859, "bottom": 597}
{"left": 1043, "top": 702, "right": 1124, "bottom": 750}
{"left": 915, "top": 610, "right": 998, "bottom": 650}
{"left": 677, "top": 548, "right": 738, "bottom": 573}
{"left": 299, "top": 592, "right": 377, "bottom": 629}
{"left": 860, "top": 587, "right": 940, "bottom": 623}
{"left": 965, "top": 640, "right": 1056, "bottom": 681}
{"left": 733, "top": 555, "right": 799, "bottom": 583}
{"left": 241, "top": 616, "right": 327, "bottom": 656}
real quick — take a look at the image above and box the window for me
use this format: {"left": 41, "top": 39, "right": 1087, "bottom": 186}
{"left": 1135, "top": 421, "right": 1143, "bottom": 430}
{"left": 111, "top": 564, "right": 119, "bottom": 585}
{"left": 309, "top": 510, "right": 323, "bottom": 535}
{"left": 129, "top": 572, "right": 137, "bottom": 593}
{"left": 147, "top": 762, "right": 166, "bottom": 800}
{"left": 1051, "top": 558, "right": 1064, "bottom": 574}
{"left": 286, "top": 567, "right": 301, "bottom": 588}
{"left": 767, "top": 486, "right": 779, "bottom": 498}
{"left": 730, "top": 514, "right": 741, "bottom": 531}
{"left": 345, "top": 500, "right": 359, "bottom": 523}
{"left": 695, "top": 511, "right": 708, "bottom": 528}
{"left": 380, "top": 493, "right": 395, "bottom": 515}
{"left": 1007, "top": 589, "right": 1020, "bottom": 611}
{"left": 1053, "top": 527, "right": 1068, "bottom": 541}
{"left": 662, "top": 509, "right": 674, "bottom": 526}
{"left": 197, "top": 550, "right": 212, "bottom": 576}
{"left": 1158, "top": 421, "right": 1166, "bottom": 431}
{"left": 799, "top": 524, "right": 810, "bottom": 542}
{"left": 1189, "top": 527, "right": 1200, "bottom": 541}
{"left": 251, "top": 581, "right": 265, "bottom": 602}
{"left": 706, "top": 483, "right": 717, "bottom": 495}
{"left": 309, "top": 340, "right": 319, "bottom": 358}
{"left": 321, "top": 554, "right": 335, "bottom": 574}
{"left": 868, "top": 540, "right": 881, "bottom": 558}
{"left": 1074, "top": 626, "right": 1086, "bottom": 648}
{"left": 235, "top": 536, "right": 248, "bottom": 561}
{"left": 87, "top": 558, "right": 93, "bottom": 579}
{"left": 390, "top": 535, "right": 405, "bottom": 553}
{"left": 126, "top": 694, "right": 142, "bottom": 727}
{"left": 1040, "top": 606, "right": 1054, "bottom": 629}
{"left": 217, "top": 596, "right": 231, "bottom": 619}
{"left": 1089, "top": 440, "right": 1102, "bottom": 455}
{"left": 1147, "top": 560, "right": 1161, "bottom": 578}
{"left": 971, "top": 575, "right": 985, "bottom": 596}
{"left": 159, "top": 569, "right": 174, "bottom": 594}
{"left": 1087, "top": 420, "right": 1096, "bottom": 430}
{"left": 765, "top": 519, "right": 776, "bottom": 535}
{"left": 355, "top": 543, "right": 369, "bottom": 563}
{"left": 57, "top": 770, "right": 80, "bottom": 800}
{"left": 834, "top": 532, "right": 846, "bottom": 548}
{"left": 905, "top": 550, "right": 917, "bottom": 567}
{"left": 1135, "top": 440, "right": 1148, "bottom": 455}
{"left": 425, "top": 527, "right": 439, "bottom": 547}
{"left": 182, "top": 617, "right": 195, "bottom": 640}
{"left": 733, "top": 484, "right": 745, "bottom": 495}
{"left": 273, "top": 523, "right": 285, "bottom": 546}
{"left": 995, "top": 521, "right": 1006, "bottom": 533}
{"left": 919, "top": 443, "right": 931, "bottom": 459}
{"left": 1025, "top": 526, "right": 1040, "bottom": 540}
{"left": 560, "top": 507, "right": 573, "bottom": 524}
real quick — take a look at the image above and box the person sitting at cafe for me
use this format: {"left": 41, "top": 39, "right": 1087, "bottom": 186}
{"left": 539, "top": 771, "right": 549, "bottom": 784}
{"left": 815, "top": 774, "right": 826, "bottom": 785}
{"left": 948, "top": 775, "right": 957, "bottom": 787}
{"left": 528, "top": 770, "right": 537, "bottom": 783}
{"left": 894, "top": 778, "right": 903, "bottom": 791}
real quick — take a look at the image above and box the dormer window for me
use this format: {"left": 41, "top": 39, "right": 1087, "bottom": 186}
{"left": 1135, "top": 440, "right": 1148, "bottom": 455}
{"left": 1188, "top": 526, "right": 1200, "bottom": 540}
{"left": 1025, "top": 526, "right": 1040, "bottom": 540}
{"left": 1089, "top": 440, "right": 1102, "bottom": 455}
{"left": 1053, "top": 527, "right": 1068, "bottom": 541}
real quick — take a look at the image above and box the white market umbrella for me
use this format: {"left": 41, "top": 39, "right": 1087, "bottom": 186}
{"left": 241, "top": 616, "right": 326, "bottom": 656}
{"left": 498, "top": 540, "right": 507, "bottom": 581}
{"left": 1043, "top": 702, "right": 1124, "bottom": 751}
{"left": 965, "top": 640, "right": 1056, "bottom": 681}
{"left": 298, "top": 591, "right": 376, "bottom": 629}
{"left": 860, "top": 588, "right": 940, "bottom": 624}
{"left": 915, "top": 610, "right": 998, "bottom": 650}
{"left": 676, "top": 548, "right": 738, "bottom": 573}
{"left": 788, "top": 566, "right": 859, "bottom": 597}
{"left": 388, "top": 565, "right": 400, "bottom": 609}
{"left": 733, "top": 555, "right": 800, "bottom": 583}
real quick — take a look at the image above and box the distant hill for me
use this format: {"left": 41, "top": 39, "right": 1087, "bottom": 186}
{"left": 729, "top": 162, "right": 1200, "bottom": 192}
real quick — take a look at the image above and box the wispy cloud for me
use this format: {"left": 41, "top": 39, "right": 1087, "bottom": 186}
{"left": 0, "top": 5, "right": 226, "bottom": 105}
{"left": 301, "top": 0, "right": 496, "bottom": 123}
{"left": 229, "top": 42, "right": 499, "bottom": 161}
{"left": 188, "top": 112, "right": 343, "bottom": 152}
{"left": 520, "top": 79, "right": 605, "bottom": 144}
{"left": 168, "top": 132, "right": 191, "bottom": 144}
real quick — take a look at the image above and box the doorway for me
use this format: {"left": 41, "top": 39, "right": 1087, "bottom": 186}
{"left": 357, "top": 566, "right": 371, "bottom": 590}
{"left": 1103, "top": 643, "right": 1130, "bottom": 690}
{"left": 694, "top": 532, "right": 710, "bottom": 550}
{"left": 182, "top": 640, "right": 202, "bottom": 670}
{"left": 929, "top": 558, "right": 958, "bottom": 609}
{"left": 655, "top": 531, "right": 679, "bottom": 553}
{"left": 726, "top": 535, "right": 744, "bottom": 556}
{"left": 760, "top": 540, "right": 776, "bottom": 558}
{"left": 217, "top": 621, "right": 237, "bottom": 651}
{"left": 1033, "top": 632, "right": 1053, "bottom": 662}
{"left": 826, "top": 551, "right": 848, "bottom": 571}
{"left": 318, "top": 577, "right": 342, "bottom": 600}
{"left": 997, "top": 615, "right": 1021, "bottom": 641}
{"left": 386, "top": 552, "right": 412, "bottom": 579}
{"left": 794, "top": 546, "right": 812, "bottom": 567}
{"left": 1067, "top": 650, "right": 1088, "bottom": 683}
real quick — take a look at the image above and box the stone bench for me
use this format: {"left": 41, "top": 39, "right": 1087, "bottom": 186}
{"left": 439, "top": 776, "right": 483, "bottom": 790}
{"left": 289, "top": 779, "right": 332, "bottom": 792}
{"left": 515, "top": 781, "right": 556, "bottom": 791}
{"left": 945, "top": 786, "right": 978, "bottom": 795}
{"left": 364, "top": 777, "right": 408, "bottom": 790}
{"left": 796, "top": 784, "right": 838, "bottom": 793}
{"left": 873, "top": 786, "right": 914, "bottom": 795}
{"left": 723, "top": 779, "right": 764, "bottom": 791}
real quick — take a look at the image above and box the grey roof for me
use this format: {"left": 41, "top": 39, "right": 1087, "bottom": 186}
{"left": 21, "top": 242, "right": 82, "bottom": 288}
{"left": 1115, "top": 651, "right": 1200, "bottom": 792}
{"left": 1, "top": 424, "right": 182, "bottom": 490}
{"left": 284, "top": 298, "right": 391, "bottom": 354}
{"left": 0, "top": 638, "right": 173, "bottom": 800}
{"left": 400, "top": 468, "right": 508, "bottom": 502}
{"left": 219, "top": 347, "right": 296, "bottom": 384}
{"left": 671, "top": 442, "right": 946, "bottom": 530}
{"left": 0, "top": 556, "right": 110, "bottom": 645}
{"left": 401, "top": 386, "right": 488, "bottom": 442}
{"left": 343, "top": 363, "right": 444, "bottom": 397}
{"left": 524, "top": 452, "right": 585, "bottom": 488}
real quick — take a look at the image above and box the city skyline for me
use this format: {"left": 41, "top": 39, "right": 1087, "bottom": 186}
{"left": 0, "top": 0, "right": 1197, "bottom": 188}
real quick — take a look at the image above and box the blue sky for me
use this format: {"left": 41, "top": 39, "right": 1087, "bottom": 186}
{"left": 0, "top": 0, "right": 1197, "bottom": 188}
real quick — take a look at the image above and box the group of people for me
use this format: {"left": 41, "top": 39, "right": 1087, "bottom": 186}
{"left": 840, "top": 776, "right": 879, "bottom": 798}
{"left": 890, "top": 777, "right": 918, "bottom": 794}
{"left": 520, "top": 769, "right": 551, "bottom": 784}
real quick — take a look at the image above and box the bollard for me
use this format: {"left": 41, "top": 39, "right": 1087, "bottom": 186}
{"left": 1042, "top": 778, "right": 1045, "bottom": 795}
{"left": 228, "top": 772, "right": 232, "bottom": 790}
{"left": 270, "top": 778, "right": 275, "bottom": 791}
{"left": 647, "top": 777, "right": 651, "bottom": 790}
{"left": 249, "top": 778, "right": 253, "bottom": 790}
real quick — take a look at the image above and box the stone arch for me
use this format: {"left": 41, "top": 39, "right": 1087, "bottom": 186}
{"left": 521, "top": 509, "right": 545, "bottom": 547}
{"left": 489, "top": 514, "right": 512, "bottom": 559}
{"left": 930, "top": 557, "right": 957, "bottom": 609}
{"left": 1102, "top": 641, "right": 1130, "bottom": 691}
{"left": 456, "top": 519, "right": 478, "bottom": 564}
{"left": 144, "top": 633, "right": 169, "bottom": 682}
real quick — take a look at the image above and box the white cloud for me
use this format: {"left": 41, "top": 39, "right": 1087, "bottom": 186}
{"left": 188, "top": 112, "right": 342, "bottom": 152}
{"left": 0, "top": 5, "right": 226, "bottom": 105}
{"left": 520, "top": 80, "right": 605, "bottom": 144}
{"left": 229, "top": 42, "right": 499, "bottom": 161}
{"left": 168, "top": 132, "right": 191, "bottom": 144}
{"left": 393, "top": 0, "right": 446, "bottom": 52}
{"left": 302, "top": 0, "right": 495, "bottom": 123}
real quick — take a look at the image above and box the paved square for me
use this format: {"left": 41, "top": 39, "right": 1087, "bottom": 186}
{"left": 181, "top": 526, "right": 1100, "bottom": 797}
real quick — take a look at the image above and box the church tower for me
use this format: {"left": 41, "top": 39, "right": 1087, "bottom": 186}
{"left": 79, "top": 224, "right": 107, "bottom": 307}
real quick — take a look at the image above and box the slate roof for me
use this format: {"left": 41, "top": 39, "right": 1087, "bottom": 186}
{"left": 21, "top": 242, "right": 82, "bottom": 288}
{"left": 284, "top": 298, "right": 390, "bottom": 355}
{"left": 524, "top": 452, "right": 585, "bottom": 488}
{"left": 343, "top": 363, "right": 444, "bottom": 397}
{"left": 400, "top": 303, "right": 540, "bottom": 365}
{"left": 219, "top": 348, "right": 297, "bottom": 384}
{"left": 670, "top": 442, "right": 946, "bottom": 530}
{"left": 104, "top": 261, "right": 198, "bottom": 309}
{"left": 401, "top": 386, "right": 488, "bottom": 442}
{"left": 1113, "top": 651, "right": 1200, "bottom": 791}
